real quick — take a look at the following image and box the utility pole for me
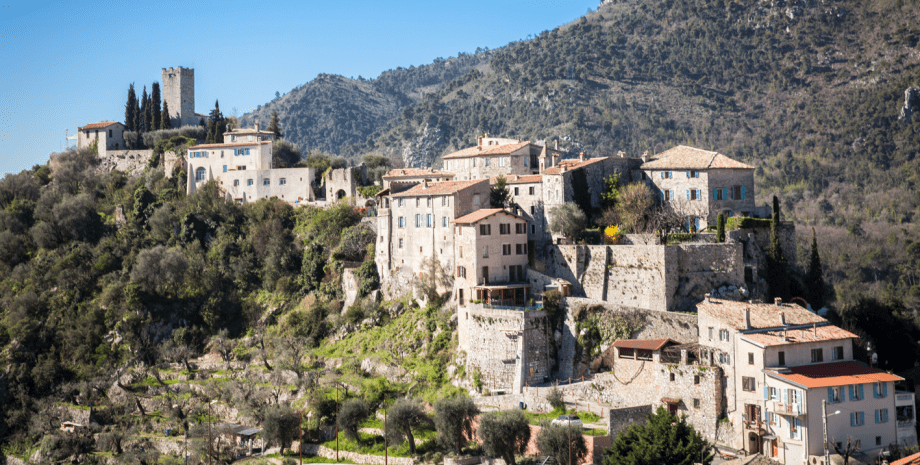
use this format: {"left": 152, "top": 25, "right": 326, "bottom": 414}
{"left": 568, "top": 414, "right": 572, "bottom": 465}
{"left": 336, "top": 385, "right": 339, "bottom": 462}
{"left": 208, "top": 400, "right": 213, "bottom": 465}
{"left": 823, "top": 400, "right": 829, "bottom": 465}
{"left": 300, "top": 410, "right": 304, "bottom": 465}
{"left": 384, "top": 393, "right": 388, "bottom": 465}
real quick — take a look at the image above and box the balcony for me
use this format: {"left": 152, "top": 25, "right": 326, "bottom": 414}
{"left": 897, "top": 391, "right": 915, "bottom": 407}
{"left": 767, "top": 400, "right": 804, "bottom": 416}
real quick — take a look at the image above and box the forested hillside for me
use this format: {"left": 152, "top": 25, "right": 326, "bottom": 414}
{"left": 340, "top": 0, "right": 920, "bottom": 312}
{"left": 238, "top": 50, "right": 496, "bottom": 154}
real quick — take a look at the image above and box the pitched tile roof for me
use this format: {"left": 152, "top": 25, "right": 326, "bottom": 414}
{"left": 611, "top": 338, "right": 676, "bottom": 351}
{"left": 892, "top": 452, "right": 920, "bottom": 465}
{"left": 79, "top": 121, "right": 124, "bottom": 130}
{"left": 542, "top": 157, "right": 608, "bottom": 174}
{"left": 697, "top": 298, "right": 825, "bottom": 330}
{"left": 765, "top": 361, "right": 903, "bottom": 389}
{"left": 641, "top": 145, "right": 753, "bottom": 170}
{"left": 188, "top": 141, "right": 272, "bottom": 149}
{"left": 442, "top": 141, "right": 532, "bottom": 159}
{"left": 391, "top": 179, "right": 487, "bottom": 197}
{"left": 453, "top": 208, "right": 526, "bottom": 224}
{"left": 223, "top": 128, "right": 274, "bottom": 135}
{"left": 384, "top": 168, "right": 454, "bottom": 178}
{"left": 741, "top": 325, "right": 857, "bottom": 347}
{"left": 489, "top": 174, "right": 543, "bottom": 184}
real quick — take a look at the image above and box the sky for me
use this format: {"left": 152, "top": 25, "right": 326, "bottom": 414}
{"left": 0, "top": 0, "right": 598, "bottom": 176}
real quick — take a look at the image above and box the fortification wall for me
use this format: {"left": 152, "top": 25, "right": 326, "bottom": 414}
{"left": 463, "top": 306, "right": 553, "bottom": 392}
{"left": 671, "top": 242, "right": 744, "bottom": 311}
{"left": 97, "top": 149, "right": 155, "bottom": 174}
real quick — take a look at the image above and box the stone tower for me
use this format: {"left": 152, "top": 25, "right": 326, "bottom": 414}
{"left": 161, "top": 67, "right": 195, "bottom": 127}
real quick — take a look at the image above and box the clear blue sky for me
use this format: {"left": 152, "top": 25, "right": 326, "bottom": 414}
{"left": 0, "top": 0, "right": 598, "bottom": 176}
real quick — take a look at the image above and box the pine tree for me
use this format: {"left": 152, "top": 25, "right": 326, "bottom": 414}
{"left": 125, "top": 83, "right": 137, "bottom": 131}
{"left": 268, "top": 111, "right": 283, "bottom": 139}
{"left": 716, "top": 212, "right": 725, "bottom": 243}
{"left": 207, "top": 100, "right": 223, "bottom": 143}
{"left": 805, "top": 227, "right": 827, "bottom": 309}
{"left": 161, "top": 100, "right": 172, "bottom": 129}
{"left": 139, "top": 86, "right": 149, "bottom": 133}
{"left": 150, "top": 82, "right": 161, "bottom": 131}
{"left": 765, "top": 195, "right": 789, "bottom": 301}
{"left": 490, "top": 175, "right": 513, "bottom": 208}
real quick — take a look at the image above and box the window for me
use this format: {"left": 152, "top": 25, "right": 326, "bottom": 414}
{"left": 474, "top": 195, "right": 480, "bottom": 206}
{"left": 485, "top": 158, "right": 490, "bottom": 167}
{"left": 442, "top": 217, "right": 448, "bottom": 227}
{"left": 426, "top": 214, "right": 433, "bottom": 227}
{"left": 482, "top": 246, "right": 489, "bottom": 258}
{"left": 500, "top": 224, "right": 511, "bottom": 235}
{"left": 660, "top": 171, "right": 672, "bottom": 179}
{"left": 516, "top": 223, "right": 525, "bottom": 234}
{"left": 426, "top": 197, "right": 431, "bottom": 207}
{"left": 719, "top": 352, "right": 731, "bottom": 364}
{"left": 247, "top": 179, "right": 253, "bottom": 186}
{"left": 457, "top": 266, "right": 466, "bottom": 278}
{"left": 778, "top": 351, "right": 785, "bottom": 366}
{"left": 398, "top": 198, "right": 405, "bottom": 207}
{"left": 670, "top": 373, "right": 675, "bottom": 382}
{"left": 415, "top": 214, "right": 421, "bottom": 228}
{"left": 733, "top": 185, "right": 745, "bottom": 200}
{"left": 502, "top": 244, "right": 511, "bottom": 256}
{"left": 482, "top": 266, "right": 489, "bottom": 283}
{"left": 742, "top": 377, "right": 756, "bottom": 392}
{"left": 713, "top": 188, "right": 725, "bottom": 200}
{"left": 693, "top": 375, "right": 700, "bottom": 385}
{"left": 263, "top": 178, "right": 270, "bottom": 186}
{"left": 619, "top": 348, "right": 635, "bottom": 359}
{"left": 708, "top": 327, "right": 713, "bottom": 340}
{"left": 513, "top": 187, "right": 519, "bottom": 196}
{"left": 530, "top": 206, "right": 536, "bottom": 215}
{"left": 850, "top": 411, "right": 865, "bottom": 427}
{"left": 279, "top": 178, "right": 286, "bottom": 185}
{"left": 441, "top": 196, "right": 447, "bottom": 206}
{"left": 479, "top": 224, "right": 491, "bottom": 235}
{"left": 416, "top": 198, "right": 420, "bottom": 207}
{"left": 769, "top": 412, "right": 779, "bottom": 426}
{"left": 769, "top": 387, "right": 780, "bottom": 402}
{"left": 829, "top": 386, "right": 842, "bottom": 403}
{"left": 398, "top": 238, "right": 403, "bottom": 248}
{"left": 687, "top": 189, "right": 702, "bottom": 200}
{"left": 811, "top": 348, "right": 824, "bottom": 363}
{"left": 529, "top": 186, "right": 535, "bottom": 195}
{"left": 233, "top": 180, "right": 239, "bottom": 187}
{"left": 516, "top": 243, "right": 527, "bottom": 255}
{"left": 237, "top": 165, "right": 246, "bottom": 170}
{"left": 472, "top": 158, "right": 476, "bottom": 167}
{"left": 790, "top": 389, "right": 801, "bottom": 406}
{"left": 223, "top": 165, "right": 228, "bottom": 173}
{"left": 531, "top": 224, "right": 535, "bottom": 234}
{"left": 221, "top": 151, "right": 224, "bottom": 158}
{"left": 876, "top": 408, "right": 889, "bottom": 423}
{"left": 874, "top": 382, "right": 888, "bottom": 398}
{"left": 748, "top": 353, "right": 754, "bottom": 365}
{"left": 687, "top": 170, "right": 700, "bottom": 178}
{"left": 789, "top": 417, "right": 801, "bottom": 440}
{"left": 195, "top": 167, "right": 206, "bottom": 181}
{"left": 719, "top": 329, "right": 730, "bottom": 341}
{"left": 876, "top": 436, "right": 882, "bottom": 446}
{"left": 849, "top": 384, "right": 864, "bottom": 401}
{"left": 398, "top": 217, "right": 405, "bottom": 228}
{"left": 664, "top": 190, "right": 672, "bottom": 201}
{"left": 832, "top": 346, "right": 844, "bottom": 360}
{"left": 231, "top": 135, "right": 237, "bottom": 142}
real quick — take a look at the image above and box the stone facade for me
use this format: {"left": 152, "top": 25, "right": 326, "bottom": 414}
{"left": 222, "top": 167, "right": 315, "bottom": 204}
{"left": 504, "top": 175, "right": 551, "bottom": 257}
{"left": 543, "top": 243, "right": 744, "bottom": 312}
{"left": 325, "top": 164, "right": 368, "bottom": 202}
{"left": 77, "top": 122, "right": 128, "bottom": 156}
{"left": 441, "top": 137, "right": 561, "bottom": 181}
{"left": 608, "top": 405, "right": 653, "bottom": 440}
{"left": 96, "top": 149, "right": 155, "bottom": 174}
{"left": 162, "top": 66, "right": 195, "bottom": 127}
{"left": 222, "top": 122, "right": 275, "bottom": 144}
{"left": 452, "top": 209, "right": 531, "bottom": 306}
{"left": 460, "top": 305, "right": 553, "bottom": 393}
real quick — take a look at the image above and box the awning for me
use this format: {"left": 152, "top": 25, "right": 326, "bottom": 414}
{"left": 661, "top": 397, "right": 680, "bottom": 404}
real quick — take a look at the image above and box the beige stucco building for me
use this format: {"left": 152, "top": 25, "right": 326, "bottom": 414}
{"left": 441, "top": 136, "right": 562, "bottom": 181}
{"left": 382, "top": 168, "right": 455, "bottom": 191}
{"left": 77, "top": 121, "right": 127, "bottom": 154}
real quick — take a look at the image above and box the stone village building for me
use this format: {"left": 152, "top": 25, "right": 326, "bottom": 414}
{"left": 77, "top": 121, "right": 128, "bottom": 156}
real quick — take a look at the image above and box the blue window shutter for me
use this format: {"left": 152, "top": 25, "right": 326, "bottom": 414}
{"left": 876, "top": 410, "right": 880, "bottom": 423}
{"left": 713, "top": 188, "right": 718, "bottom": 200}
{"left": 850, "top": 412, "right": 856, "bottom": 426}
{"left": 849, "top": 385, "right": 854, "bottom": 401}
{"left": 764, "top": 386, "right": 769, "bottom": 400}
{"left": 686, "top": 170, "right": 690, "bottom": 178}
{"left": 741, "top": 185, "right": 746, "bottom": 199}
{"left": 686, "top": 190, "right": 690, "bottom": 200}
{"left": 828, "top": 387, "right": 834, "bottom": 402}
{"left": 660, "top": 172, "right": 664, "bottom": 179}
{"left": 873, "top": 383, "right": 879, "bottom": 398}
{"left": 797, "top": 391, "right": 803, "bottom": 411}
{"left": 884, "top": 382, "right": 888, "bottom": 397}
{"left": 859, "top": 384, "right": 864, "bottom": 399}
{"left": 885, "top": 409, "right": 889, "bottom": 422}
{"left": 697, "top": 189, "right": 702, "bottom": 200}
{"left": 661, "top": 191, "right": 665, "bottom": 201}
{"left": 782, "top": 389, "right": 788, "bottom": 404}
{"left": 223, "top": 165, "right": 227, "bottom": 173}
{"left": 860, "top": 412, "right": 865, "bottom": 425}
{"left": 670, "top": 190, "right": 674, "bottom": 200}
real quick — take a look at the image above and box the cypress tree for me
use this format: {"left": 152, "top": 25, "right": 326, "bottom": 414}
{"left": 151, "top": 82, "right": 161, "bottom": 131}
{"left": 772, "top": 195, "right": 780, "bottom": 223}
{"left": 139, "top": 86, "right": 149, "bottom": 133}
{"left": 207, "top": 100, "right": 223, "bottom": 143}
{"left": 805, "top": 227, "right": 826, "bottom": 309}
{"left": 161, "top": 100, "right": 172, "bottom": 129}
{"left": 125, "top": 83, "right": 137, "bottom": 131}
{"left": 716, "top": 212, "right": 725, "bottom": 243}
{"left": 765, "top": 196, "right": 789, "bottom": 300}
{"left": 144, "top": 93, "right": 152, "bottom": 134}
{"left": 131, "top": 89, "right": 141, "bottom": 136}
{"left": 268, "top": 111, "right": 283, "bottom": 139}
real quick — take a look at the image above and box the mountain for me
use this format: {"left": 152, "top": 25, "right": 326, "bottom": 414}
{"left": 238, "top": 50, "right": 497, "bottom": 154}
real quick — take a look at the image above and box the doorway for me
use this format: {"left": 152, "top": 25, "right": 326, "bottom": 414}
{"left": 748, "top": 433, "right": 761, "bottom": 454}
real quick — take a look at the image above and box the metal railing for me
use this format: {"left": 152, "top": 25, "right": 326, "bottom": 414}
{"left": 482, "top": 302, "right": 544, "bottom": 311}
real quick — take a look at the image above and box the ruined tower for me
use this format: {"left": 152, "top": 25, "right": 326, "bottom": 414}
{"left": 161, "top": 67, "right": 195, "bottom": 127}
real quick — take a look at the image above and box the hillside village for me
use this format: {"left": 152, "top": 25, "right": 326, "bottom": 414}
{"left": 45, "top": 64, "right": 920, "bottom": 465}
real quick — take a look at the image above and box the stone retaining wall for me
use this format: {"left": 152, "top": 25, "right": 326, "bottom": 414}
{"left": 302, "top": 443, "right": 415, "bottom": 465}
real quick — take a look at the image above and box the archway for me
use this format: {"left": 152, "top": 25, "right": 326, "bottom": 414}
{"left": 336, "top": 189, "right": 347, "bottom": 200}
{"left": 195, "top": 167, "right": 206, "bottom": 182}
{"left": 364, "top": 199, "right": 377, "bottom": 208}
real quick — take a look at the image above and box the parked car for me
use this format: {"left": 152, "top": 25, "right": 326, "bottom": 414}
{"left": 551, "top": 414, "right": 583, "bottom": 428}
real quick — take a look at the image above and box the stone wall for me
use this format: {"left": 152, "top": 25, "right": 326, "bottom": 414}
{"left": 608, "top": 405, "right": 652, "bottom": 440}
{"left": 96, "top": 149, "right": 154, "bottom": 174}
{"left": 302, "top": 444, "right": 415, "bottom": 465}
{"left": 671, "top": 242, "right": 744, "bottom": 311}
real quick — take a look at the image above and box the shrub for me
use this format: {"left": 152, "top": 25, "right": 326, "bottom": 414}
{"left": 478, "top": 410, "right": 531, "bottom": 465}
{"left": 537, "top": 424, "right": 588, "bottom": 465}
{"left": 338, "top": 398, "right": 370, "bottom": 441}
{"left": 547, "top": 383, "right": 565, "bottom": 411}
{"left": 549, "top": 203, "right": 587, "bottom": 241}
{"left": 434, "top": 396, "right": 480, "bottom": 454}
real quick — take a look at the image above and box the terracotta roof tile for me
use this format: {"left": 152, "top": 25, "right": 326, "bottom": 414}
{"left": 188, "top": 141, "right": 272, "bottom": 149}
{"left": 611, "top": 338, "right": 675, "bottom": 351}
{"left": 223, "top": 129, "right": 274, "bottom": 135}
{"left": 453, "top": 208, "right": 526, "bottom": 224}
{"left": 892, "top": 452, "right": 920, "bottom": 465}
{"left": 697, "top": 298, "right": 825, "bottom": 330}
{"left": 542, "top": 157, "right": 608, "bottom": 174}
{"left": 742, "top": 325, "right": 857, "bottom": 347}
{"left": 384, "top": 168, "right": 454, "bottom": 178}
{"left": 442, "top": 141, "right": 532, "bottom": 159}
{"left": 391, "top": 179, "right": 487, "bottom": 197}
{"left": 79, "top": 121, "right": 124, "bottom": 130}
{"left": 765, "top": 361, "right": 903, "bottom": 389}
{"left": 641, "top": 145, "right": 753, "bottom": 170}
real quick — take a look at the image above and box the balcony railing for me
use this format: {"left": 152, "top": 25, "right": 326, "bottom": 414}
{"left": 482, "top": 302, "right": 544, "bottom": 312}
{"left": 768, "top": 401, "right": 804, "bottom": 416}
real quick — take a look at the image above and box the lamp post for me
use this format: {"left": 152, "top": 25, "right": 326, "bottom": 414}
{"left": 822, "top": 400, "right": 841, "bottom": 465}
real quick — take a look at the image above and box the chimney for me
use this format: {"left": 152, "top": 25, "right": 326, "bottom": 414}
{"left": 554, "top": 140, "right": 559, "bottom": 150}
{"left": 774, "top": 297, "right": 783, "bottom": 306}
{"left": 704, "top": 293, "right": 710, "bottom": 303}
{"left": 745, "top": 309, "right": 752, "bottom": 330}
{"left": 540, "top": 160, "right": 545, "bottom": 172}
{"left": 254, "top": 122, "right": 260, "bottom": 131}
{"left": 579, "top": 152, "right": 585, "bottom": 161}
{"left": 478, "top": 135, "right": 484, "bottom": 147}
{"left": 561, "top": 164, "right": 567, "bottom": 173}
{"left": 641, "top": 151, "right": 649, "bottom": 163}
{"left": 618, "top": 151, "right": 626, "bottom": 158}
{"left": 226, "top": 124, "right": 230, "bottom": 133}
{"left": 813, "top": 323, "right": 818, "bottom": 338}
{"left": 422, "top": 181, "right": 428, "bottom": 189}
{"left": 780, "top": 312, "right": 786, "bottom": 326}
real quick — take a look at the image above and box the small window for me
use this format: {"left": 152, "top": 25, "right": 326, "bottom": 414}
{"left": 482, "top": 246, "right": 489, "bottom": 258}
{"left": 708, "top": 327, "right": 713, "bottom": 340}
{"left": 247, "top": 179, "right": 253, "bottom": 186}
{"left": 398, "top": 217, "right": 405, "bottom": 228}
{"left": 416, "top": 198, "right": 420, "bottom": 207}
{"left": 263, "top": 178, "right": 270, "bottom": 186}
{"left": 876, "top": 436, "right": 882, "bottom": 446}
{"left": 398, "top": 238, "right": 403, "bottom": 248}
{"left": 530, "top": 224, "right": 535, "bottom": 234}
{"left": 778, "top": 351, "right": 785, "bottom": 366}
{"left": 742, "top": 377, "right": 756, "bottom": 392}
{"left": 693, "top": 399, "right": 700, "bottom": 409}
{"left": 514, "top": 187, "right": 519, "bottom": 196}
{"left": 233, "top": 180, "right": 239, "bottom": 187}
{"left": 694, "top": 375, "right": 700, "bottom": 385}
{"left": 485, "top": 158, "right": 490, "bottom": 167}
{"left": 473, "top": 195, "right": 480, "bottom": 206}
{"left": 670, "top": 373, "right": 675, "bottom": 382}
{"left": 279, "top": 178, "right": 286, "bottom": 185}
{"left": 516, "top": 223, "right": 525, "bottom": 234}
{"left": 832, "top": 346, "right": 844, "bottom": 360}
{"left": 500, "top": 224, "right": 511, "bottom": 235}
{"left": 195, "top": 167, "right": 206, "bottom": 182}
{"left": 748, "top": 353, "right": 754, "bottom": 365}
{"left": 529, "top": 186, "right": 535, "bottom": 195}
{"left": 502, "top": 244, "right": 511, "bottom": 256}
{"left": 479, "top": 224, "right": 491, "bottom": 235}
{"left": 811, "top": 348, "right": 824, "bottom": 363}
{"left": 831, "top": 387, "right": 842, "bottom": 403}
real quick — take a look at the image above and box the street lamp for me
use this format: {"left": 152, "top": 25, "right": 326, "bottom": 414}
{"left": 822, "top": 400, "right": 841, "bottom": 465}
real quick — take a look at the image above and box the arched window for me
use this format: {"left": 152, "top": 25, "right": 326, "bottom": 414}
{"left": 195, "top": 167, "right": 206, "bottom": 182}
